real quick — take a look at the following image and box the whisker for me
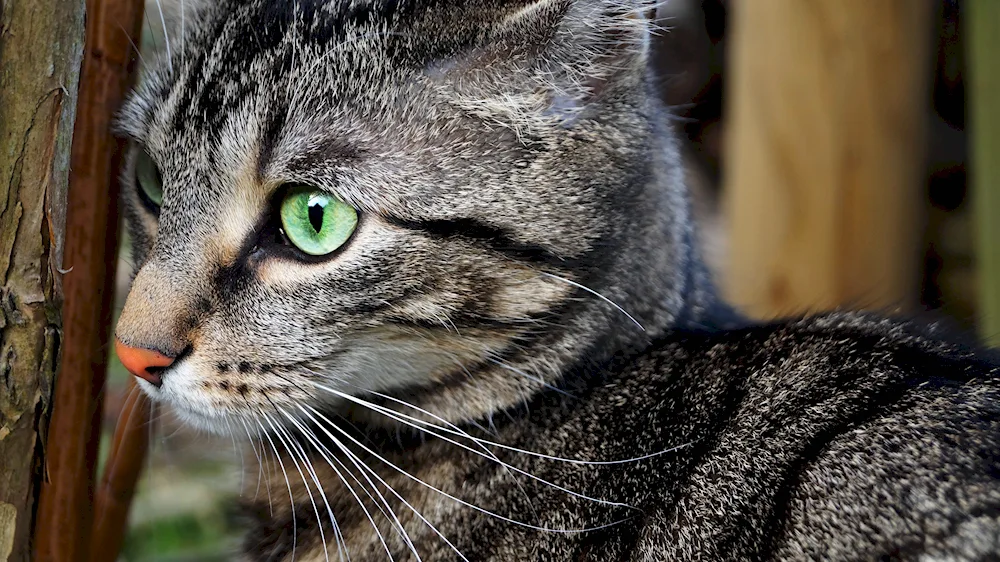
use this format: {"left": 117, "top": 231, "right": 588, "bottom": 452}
{"left": 154, "top": 0, "right": 172, "bottom": 72}
{"left": 237, "top": 416, "right": 267, "bottom": 502}
{"left": 257, "top": 426, "right": 276, "bottom": 514}
{"left": 541, "top": 271, "right": 645, "bottom": 331}
{"left": 317, "top": 384, "right": 635, "bottom": 511}
{"left": 281, "top": 409, "right": 402, "bottom": 562}
{"left": 317, "top": 416, "right": 425, "bottom": 561}
{"left": 103, "top": 385, "right": 143, "bottom": 490}
{"left": 277, "top": 409, "right": 354, "bottom": 562}
{"left": 305, "top": 409, "right": 468, "bottom": 562}
{"left": 117, "top": 23, "right": 146, "bottom": 68}
{"left": 223, "top": 417, "right": 246, "bottom": 495}
{"left": 241, "top": 397, "right": 277, "bottom": 511}
{"left": 258, "top": 416, "right": 298, "bottom": 561}
{"left": 180, "top": 0, "right": 186, "bottom": 63}
{"left": 329, "top": 382, "right": 694, "bottom": 466}
{"left": 262, "top": 411, "right": 335, "bottom": 562}
{"left": 304, "top": 404, "right": 632, "bottom": 534}
{"left": 144, "top": 10, "right": 160, "bottom": 61}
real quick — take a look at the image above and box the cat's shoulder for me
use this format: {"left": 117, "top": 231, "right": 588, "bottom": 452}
{"left": 614, "top": 312, "right": 1000, "bottom": 560}
{"left": 640, "top": 310, "right": 1000, "bottom": 391}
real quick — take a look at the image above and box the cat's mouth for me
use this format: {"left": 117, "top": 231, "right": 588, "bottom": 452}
{"left": 132, "top": 357, "right": 327, "bottom": 436}
{"left": 132, "top": 360, "right": 239, "bottom": 434}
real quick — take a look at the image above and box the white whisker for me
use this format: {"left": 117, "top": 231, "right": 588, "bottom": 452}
{"left": 223, "top": 416, "right": 246, "bottom": 494}
{"left": 304, "top": 404, "right": 632, "bottom": 534}
{"left": 262, "top": 411, "right": 337, "bottom": 562}
{"left": 118, "top": 24, "right": 146, "bottom": 68}
{"left": 259, "top": 417, "right": 298, "bottom": 561}
{"left": 541, "top": 271, "right": 645, "bottom": 331}
{"left": 144, "top": 11, "right": 160, "bottom": 61}
{"left": 154, "top": 0, "right": 173, "bottom": 72}
{"left": 304, "top": 408, "right": 469, "bottom": 562}
{"left": 330, "top": 382, "right": 693, "bottom": 466}
{"left": 281, "top": 409, "right": 403, "bottom": 562}
{"left": 180, "top": 0, "right": 186, "bottom": 63}
{"left": 237, "top": 416, "right": 267, "bottom": 503}
{"left": 316, "top": 384, "right": 636, "bottom": 511}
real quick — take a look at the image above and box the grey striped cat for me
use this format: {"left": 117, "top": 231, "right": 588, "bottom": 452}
{"left": 114, "top": 1, "right": 1000, "bottom": 560}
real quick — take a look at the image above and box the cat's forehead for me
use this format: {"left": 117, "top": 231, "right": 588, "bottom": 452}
{"left": 127, "top": 1, "right": 401, "bottom": 140}
{"left": 120, "top": 0, "right": 533, "bottom": 143}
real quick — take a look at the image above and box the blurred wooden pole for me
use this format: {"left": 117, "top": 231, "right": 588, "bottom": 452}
{"left": 969, "top": 0, "right": 1000, "bottom": 345}
{"left": 33, "top": 0, "right": 145, "bottom": 560}
{"left": 723, "top": 0, "right": 932, "bottom": 319}
{"left": 89, "top": 381, "right": 152, "bottom": 562}
{"left": 0, "top": 1, "right": 83, "bottom": 561}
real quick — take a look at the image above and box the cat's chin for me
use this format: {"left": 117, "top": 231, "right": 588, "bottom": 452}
{"left": 169, "top": 404, "right": 234, "bottom": 435}
{"left": 145, "top": 390, "right": 236, "bottom": 436}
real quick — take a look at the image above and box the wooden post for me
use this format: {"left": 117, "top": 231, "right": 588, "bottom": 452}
{"left": 968, "top": 0, "right": 1000, "bottom": 345}
{"left": 89, "top": 381, "right": 153, "bottom": 562}
{"left": 0, "top": 1, "right": 84, "bottom": 561}
{"left": 723, "top": 0, "right": 932, "bottom": 319}
{"left": 33, "top": 0, "right": 146, "bottom": 561}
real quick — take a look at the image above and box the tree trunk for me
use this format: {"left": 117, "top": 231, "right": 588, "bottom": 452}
{"left": 0, "top": 1, "right": 85, "bottom": 561}
{"left": 33, "top": 0, "right": 146, "bottom": 559}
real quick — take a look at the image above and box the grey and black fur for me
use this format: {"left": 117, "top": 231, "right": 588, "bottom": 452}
{"left": 115, "top": 1, "right": 1000, "bottom": 560}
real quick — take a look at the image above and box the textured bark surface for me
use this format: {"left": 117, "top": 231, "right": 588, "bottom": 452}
{"left": 0, "top": 1, "right": 84, "bottom": 561}
{"left": 33, "top": 0, "right": 145, "bottom": 560}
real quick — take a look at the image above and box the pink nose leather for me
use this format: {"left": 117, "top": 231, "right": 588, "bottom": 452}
{"left": 115, "top": 339, "right": 174, "bottom": 387}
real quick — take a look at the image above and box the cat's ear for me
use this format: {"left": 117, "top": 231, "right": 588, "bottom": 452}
{"left": 437, "top": 0, "right": 656, "bottom": 128}
{"left": 499, "top": 0, "right": 654, "bottom": 32}
{"left": 505, "top": 0, "right": 654, "bottom": 89}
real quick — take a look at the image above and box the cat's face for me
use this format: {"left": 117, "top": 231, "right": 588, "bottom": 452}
{"left": 115, "top": 0, "right": 656, "bottom": 432}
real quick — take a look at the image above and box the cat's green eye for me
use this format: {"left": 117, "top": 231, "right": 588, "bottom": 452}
{"left": 135, "top": 150, "right": 164, "bottom": 208}
{"left": 279, "top": 188, "right": 358, "bottom": 256}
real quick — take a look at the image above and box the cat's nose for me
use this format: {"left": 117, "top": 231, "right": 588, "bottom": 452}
{"left": 115, "top": 339, "right": 175, "bottom": 388}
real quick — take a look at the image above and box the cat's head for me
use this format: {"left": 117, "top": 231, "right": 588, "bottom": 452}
{"left": 115, "top": 0, "right": 695, "bottom": 433}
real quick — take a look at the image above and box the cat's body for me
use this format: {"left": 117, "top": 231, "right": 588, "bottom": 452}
{"left": 114, "top": 0, "right": 1000, "bottom": 560}
{"left": 242, "top": 312, "right": 1000, "bottom": 561}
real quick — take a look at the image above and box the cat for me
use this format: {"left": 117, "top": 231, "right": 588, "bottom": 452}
{"left": 113, "top": 0, "right": 1000, "bottom": 560}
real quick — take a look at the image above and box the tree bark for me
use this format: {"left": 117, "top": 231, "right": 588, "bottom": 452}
{"left": 0, "top": 1, "right": 84, "bottom": 561}
{"left": 33, "top": 0, "right": 145, "bottom": 559}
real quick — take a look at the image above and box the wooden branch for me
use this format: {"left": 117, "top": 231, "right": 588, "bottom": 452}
{"left": 0, "top": 1, "right": 84, "bottom": 561}
{"left": 32, "top": 0, "right": 145, "bottom": 560}
{"left": 723, "top": 0, "right": 932, "bottom": 319}
{"left": 89, "top": 380, "right": 153, "bottom": 562}
{"left": 969, "top": 0, "right": 1000, "bottom": 345}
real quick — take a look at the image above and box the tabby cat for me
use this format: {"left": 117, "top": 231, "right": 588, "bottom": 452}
{"left": 113, "top": 0, "right": 1000, "bottom": 560}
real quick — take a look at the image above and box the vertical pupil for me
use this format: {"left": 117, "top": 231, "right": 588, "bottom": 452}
{"left": 308, "top": 202, "right": 324, "bottom": 233}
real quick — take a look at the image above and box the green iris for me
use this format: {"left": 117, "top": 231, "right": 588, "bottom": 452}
{"left": 279, "top": 187, "right": 358, "bottom": 256}
{"left": 135, "top": 150, "right": 164, "bottom": 208}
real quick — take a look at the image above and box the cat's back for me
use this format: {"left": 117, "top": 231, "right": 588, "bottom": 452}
{"left": 619, "top": 312, "right": 1000, "bottom": 560}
